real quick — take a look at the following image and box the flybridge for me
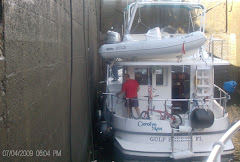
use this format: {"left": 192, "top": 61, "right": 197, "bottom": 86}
{"left": 99, "top": 0, "right": 227, "bottom": 63}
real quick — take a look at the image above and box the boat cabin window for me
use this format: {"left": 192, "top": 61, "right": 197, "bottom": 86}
{"left": 155, "top": 68, "right": 163, "bottom": 86}
{"left": 135, "top": 68, "right": 152, "bottom": 85}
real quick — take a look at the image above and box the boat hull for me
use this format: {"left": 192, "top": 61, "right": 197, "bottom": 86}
{"left": 99, "top": 31, "right": 206, "bottom": 60}
{"left": 111, "top": 114, "right": 234, "bottom": 159}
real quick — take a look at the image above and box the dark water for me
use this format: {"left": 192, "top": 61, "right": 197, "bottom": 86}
{"left": 228, "top": 105, "right": 240, "bottom": 161}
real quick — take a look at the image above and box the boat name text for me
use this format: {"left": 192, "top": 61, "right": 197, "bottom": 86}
{"left": 182, "top": 34, "right": 193, "bottom": 39}
{"left": 150, "top": 136, "right": 203, "bottom": 142}
{"left": 106, "top": 48, "right": 114, "bottom": 51}
{"left": 138, "top": 121, "right": 162, "bottom": 132}
{"left": 116, "top": 46, "right": 126, "bottom": 50}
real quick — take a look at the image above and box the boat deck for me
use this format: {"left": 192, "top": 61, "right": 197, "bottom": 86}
{"left": 115, "top": 52, "right": 230, "bottom": 66}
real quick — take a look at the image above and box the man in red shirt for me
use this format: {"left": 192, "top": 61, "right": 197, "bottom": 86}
{"left": 116, "top": 74, "right": 140, "bottom": 118}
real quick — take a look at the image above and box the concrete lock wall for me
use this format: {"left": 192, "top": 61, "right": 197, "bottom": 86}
{"left": 0, "top": 0, "right": 100, "bottom": 161}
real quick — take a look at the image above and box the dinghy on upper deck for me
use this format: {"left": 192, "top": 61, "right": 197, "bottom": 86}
{"left": 99, "top": 27, "right": 206, "bottom": 59}
{"left": 99, "top": 1, "right": 207, "bottom": 60}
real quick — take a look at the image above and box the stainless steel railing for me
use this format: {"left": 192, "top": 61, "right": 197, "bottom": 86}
{"left": 206, "top": 35, "right": 225, "bottom": 61}
{"left": 103, "top": 93, "right": 229, "bottom": 118}
{"left": 207, "top": 120, "right": 240, "bottom": 162}
{"left": 214, "top": 84, "right": 230, "bottom": 116}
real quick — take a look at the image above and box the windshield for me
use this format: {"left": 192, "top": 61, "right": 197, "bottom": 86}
{"left": 125, "top": 3, "right": 205, "bottom": 34}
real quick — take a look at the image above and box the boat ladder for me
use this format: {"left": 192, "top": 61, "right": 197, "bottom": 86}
{"left": 195, "top": 65, "right": 213, "bottom": 109}
{"left": 170, "top": 127, "right": 194, "bottom": 159}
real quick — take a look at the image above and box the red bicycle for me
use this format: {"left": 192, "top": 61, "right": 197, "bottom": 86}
{"left": 140, "top": 106, "right": 182, "bottom": 128}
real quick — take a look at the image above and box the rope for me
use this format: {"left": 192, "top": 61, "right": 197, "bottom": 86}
{"left": 131, "top": 7, "right": 150, "bottom": 33}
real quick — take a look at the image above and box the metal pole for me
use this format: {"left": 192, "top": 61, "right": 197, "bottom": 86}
{"left": 188, "top": 100, "right": 191, "bottom": 120}
{"left": 188, "top": 11, "right": 191, "bottom": 33}
{"left": 211, "top": 95, "right": 213, "bottom": 110}
{"left": 209, "top": 39, "right": 211, "bottom": 56}
{"left": 221, "top": 41, "right": 223, "bottom": 60}
{"left": 211, "top": 39, "right": 214, "bottom": 62}
{"left": 200, "top": 8, "right": 202, "bottom": 32}
{"left": 196, "top": 66, "right": 198, "bottom": 91}
{"left": 126, "top": 0, "right": 139, "bottom": 34}
{"left": 220, "top": 90, "right": 222, "bottom": 106}
{"left": 211, "top": 66, "right": 214, "bottom": 110}
{"left": 190, "top": 130, "right": 193, "bottom": 152}
{"left": 171, "top": 129, "right": 174, "bottom": 153}
{"left": 164, "top": 100, "right": 167, "bottom": 118}
{"left": 203, "top": 7, "right": 206, "bottom": 33}
{"left": 224, "top": 94, "right": 227, "bottom": 114}
{"left": 123, "top": 13, "right": 126, "bottom": 35}
{"left": 106, "top": 64, "right": 109, "bottom": 85}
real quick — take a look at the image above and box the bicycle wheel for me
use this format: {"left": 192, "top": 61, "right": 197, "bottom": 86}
{"left": 168, "top": 114, "right": 182, "bottom": 128}
{"left": 140, "top": 111, "right": 150, "bottom": 120}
